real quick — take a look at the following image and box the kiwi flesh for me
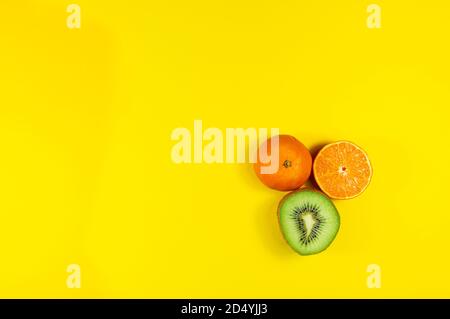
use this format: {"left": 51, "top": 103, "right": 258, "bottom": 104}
{"left": 278, "top": 189, "right": 340, "bottom": 255}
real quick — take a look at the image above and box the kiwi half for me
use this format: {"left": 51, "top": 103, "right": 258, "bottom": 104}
{"left": 278, "top": 189, "right": 340, "bottom": 255}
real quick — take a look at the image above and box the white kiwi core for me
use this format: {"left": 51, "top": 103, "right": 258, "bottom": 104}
{"left": 301, "top": 212, "right": 317, "bottom": 237}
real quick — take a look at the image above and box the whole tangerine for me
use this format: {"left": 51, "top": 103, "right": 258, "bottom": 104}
{"left": 254, "top": 135, "right": 312, "bottom": 191}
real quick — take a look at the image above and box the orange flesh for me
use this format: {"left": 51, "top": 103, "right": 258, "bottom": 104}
{"left": 313, "top": 141, "right": 372, "bottom": 199}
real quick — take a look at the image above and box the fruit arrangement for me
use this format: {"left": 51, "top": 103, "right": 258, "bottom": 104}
{"left": 254, "top": 135, "right": 372, "bottom": 256}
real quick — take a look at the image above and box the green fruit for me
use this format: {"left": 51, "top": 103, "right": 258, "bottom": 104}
{"left": 278, "top": 189, "right": 340, "bottom": 255}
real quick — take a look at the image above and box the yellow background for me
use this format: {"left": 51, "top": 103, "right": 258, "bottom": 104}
{"left": 0, "top": 0, "right": 449, "bottom": 298}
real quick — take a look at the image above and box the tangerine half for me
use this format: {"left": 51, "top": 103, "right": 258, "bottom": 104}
{"left": 313, "top": 141, "right": 372, "bottom": 199}
{"left": 254, "top": 135, "right": 312, "bottom": 191}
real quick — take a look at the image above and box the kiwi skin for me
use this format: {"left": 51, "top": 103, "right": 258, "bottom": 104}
{"left": 277, "top": 188, "right": 340, "bottom": 256}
